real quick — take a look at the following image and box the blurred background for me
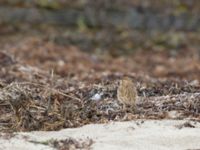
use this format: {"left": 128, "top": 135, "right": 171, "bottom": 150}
{"left": 0, "top": 0, "right": 200, "bottom": 81}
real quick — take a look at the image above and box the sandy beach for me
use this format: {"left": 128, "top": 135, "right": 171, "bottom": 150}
{"left": 1, "top": 120, "right": 200, "bottom": 150}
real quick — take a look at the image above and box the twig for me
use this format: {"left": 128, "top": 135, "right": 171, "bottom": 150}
{"left": 0, "top": 103, "right": 10, "bottom": 106}
{"left": 47, "top": 69, "right": 54, "bottom": 112}
{"left": 0, "top": 123, "right": 14, "bottom": 125}
{"left": 17, "top": 81, "right": 82, "bottom": 102}
{"left": 53, "top": 89, "right": 81, "bottom": 102}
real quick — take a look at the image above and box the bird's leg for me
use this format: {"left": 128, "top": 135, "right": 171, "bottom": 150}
{"left": 130, "top": 105, "right": 135, "bottom": 113}
{"left": 122, "top": 104, "right": 127, "bottom": 111}
{"left": 14, "top": 109, "right": 20, "bottom": 123}
{"left": 11, "top": 110, "right": 21, "bottom": 129}
{"left": 126, "top": 105, "right": 135, "bottom": 113}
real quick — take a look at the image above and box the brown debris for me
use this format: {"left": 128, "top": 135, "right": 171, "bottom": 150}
{"left": 50, "top": 138, "right": 93, "bottom": 150}
{"left": 0, "top": 37, "right": 200, "bottom": 132}
{"left": 175, "top": 121, "right": 196, "bottom": 129}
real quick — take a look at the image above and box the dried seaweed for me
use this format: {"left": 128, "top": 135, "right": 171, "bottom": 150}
{"left": 29, "top": 138, "right": 93, "bottom": 150}
{"left": 0, "top": 38, "right": 200, "bottom": 132}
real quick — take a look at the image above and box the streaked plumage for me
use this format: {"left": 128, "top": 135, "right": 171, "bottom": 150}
{"left": 117, "top": 77, "right": 137, "bottom": 109}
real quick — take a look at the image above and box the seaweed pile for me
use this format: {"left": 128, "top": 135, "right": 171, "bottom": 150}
{"left": 0, "top": 38, "right": 200, "bottom": 132}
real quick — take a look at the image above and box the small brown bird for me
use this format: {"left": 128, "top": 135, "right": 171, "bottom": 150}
{"left": 117, "top": 77, "right": 137, "bottom": 110}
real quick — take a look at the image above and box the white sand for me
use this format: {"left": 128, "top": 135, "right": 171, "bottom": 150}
{"left": 1, "top": 120, "right": 200, "bottom": 150}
